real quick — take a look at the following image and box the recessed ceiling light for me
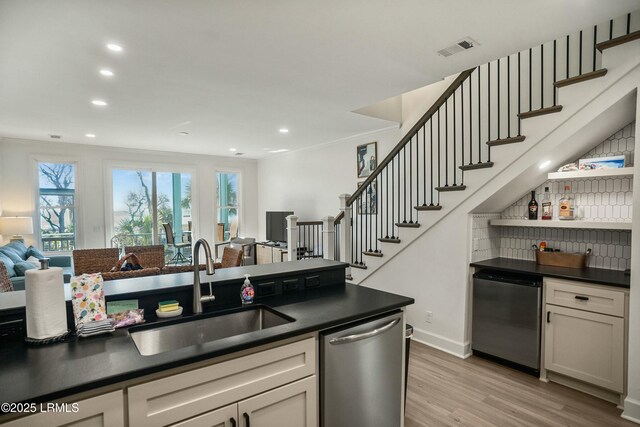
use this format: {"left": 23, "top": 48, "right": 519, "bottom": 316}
{"left": 107, "top": 43, "right": 123, "bottom": 52}
{"left": 539, "top": 160, "right": 551, "bottom": 169}
{"left": 279, "top": 128, "right": 289, "bottom": 133}
{"left": 85, "top": 133, "right": 96, "bottom": 138}
{"left": 269, "top": 149, "right": 289, "bottom": 153}
{"left": 91, "top": 99, "right": 108, "bottom": 106}
{"left": 179, "top": 131, "right": 189, "bottom": 136}
{"left": 229, "top": 148, "right": 237, "bottom": 152}
{"left": 99, "top": 69, "right": 114, "bottom": 77}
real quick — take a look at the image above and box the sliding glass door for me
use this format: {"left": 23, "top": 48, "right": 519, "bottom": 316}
{"left": 111, "top": 169, "right": 191, "bottom": 247}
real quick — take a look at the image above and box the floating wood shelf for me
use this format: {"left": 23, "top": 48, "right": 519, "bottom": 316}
{"left": 547, "top": 167, "right": 634, "bottom": 180}
{"left": 490, "top": 219, "right": 632, "bottom": 230}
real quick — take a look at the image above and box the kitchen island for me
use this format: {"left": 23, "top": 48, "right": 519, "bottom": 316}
{"left": 0, "top": 259, "right": 414, "bottom": 426}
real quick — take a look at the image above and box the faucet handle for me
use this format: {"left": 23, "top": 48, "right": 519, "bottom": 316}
{"left": 200, "top": 295, "right": 215, "bottom": 304}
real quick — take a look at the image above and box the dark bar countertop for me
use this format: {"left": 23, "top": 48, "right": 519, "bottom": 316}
{"left": 470, "top": 257, "right": 630, "bottom": 288}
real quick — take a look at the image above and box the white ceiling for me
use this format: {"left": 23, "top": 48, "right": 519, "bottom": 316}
{"left": 1, "top": 0, "right": 638, "bottom": 158}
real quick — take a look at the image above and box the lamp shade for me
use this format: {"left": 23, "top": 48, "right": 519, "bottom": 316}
{"left": 0, "top": 216, "right": 34, "bottom": 236}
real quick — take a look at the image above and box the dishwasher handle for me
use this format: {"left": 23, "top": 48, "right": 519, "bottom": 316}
{"left": 329, "top": 318, "right": 400, "bottom": 345}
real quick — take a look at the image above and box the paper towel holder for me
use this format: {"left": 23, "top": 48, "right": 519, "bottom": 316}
{"left": 39, "top": 258, "right": 50, "bottom": 270}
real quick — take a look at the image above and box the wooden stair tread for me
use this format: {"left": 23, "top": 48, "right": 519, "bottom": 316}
{"left": 596, "top": 30, "right": 640, "bottom": 51}
{"left": 395, "top": 222, "right": 420, "bottom": 228}
{"left": 415, "top": 205, "right": 442, "bottom": 211}
{"left": 518, "top": 105, "right": 563, "bottom": 120}
{"left": 554, "top": 69, "right": 608, "bottom": 88}
{"left": 486, "top": 135, "right": 526, "bottom": 147}
{"left": 363, "top": 251, "right": 383, "bottom": 257}
{"left": 378, "top": 238, "right": 401, "bottom": 244}
{"left": 459, "top": 162, "right": 494, "bottom": 171}
{"left": 436, "top": 185, "right": 467, "bottom": 192}
{"left": 350, "top": 263, "right": 367, "bottom": 270}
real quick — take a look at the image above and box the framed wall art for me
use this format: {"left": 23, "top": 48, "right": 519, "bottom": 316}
{"left": 357, "top": 141, "right": 377, "bottom": 178}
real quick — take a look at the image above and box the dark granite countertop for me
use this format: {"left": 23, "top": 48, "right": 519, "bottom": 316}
{"left": 0, "top": 263, "right": 413, "bottom": 405}
{"left": 470, "top": 257, "right": 630, "bottom": 288}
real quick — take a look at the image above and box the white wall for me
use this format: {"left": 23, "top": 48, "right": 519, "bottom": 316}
{"left": 0, "top": 138, "right": 258, "bottom": 249}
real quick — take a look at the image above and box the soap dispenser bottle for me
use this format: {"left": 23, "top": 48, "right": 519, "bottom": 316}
{"left": 240, "top": 274, "right": 255, "bottom": 305}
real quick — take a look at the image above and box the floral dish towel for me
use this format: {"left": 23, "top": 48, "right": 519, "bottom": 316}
{"left": 70, "top": 273, "right": 108, "bottom": 328}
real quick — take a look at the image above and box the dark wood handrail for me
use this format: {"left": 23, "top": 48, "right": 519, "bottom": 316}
{"left": 346, "top": 68, "right": 475, "bottom": 206}
{"left": 333, "top": 212, "right": 344, "bottom": 225}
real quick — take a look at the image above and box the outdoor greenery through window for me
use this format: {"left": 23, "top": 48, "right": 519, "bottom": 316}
{"left": 38, "top": 162, "right": 76, "bottom": 252}
{"left": 112, "top": 169, "right": 191, "bottom": 249}
{"left": 217, "top": 172, "right": 239, "bottom": 241}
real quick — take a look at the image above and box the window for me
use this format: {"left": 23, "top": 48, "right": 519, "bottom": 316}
{"left": 111, "top": 169, "right": 191, "bottom": 247}
{"left": 216, "top": 172, "right": 239, "bottom": 241}
{"left": 38, "top": 162, "right": 77, "bottom": 252}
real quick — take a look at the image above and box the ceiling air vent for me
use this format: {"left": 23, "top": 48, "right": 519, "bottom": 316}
{"left": 437, "top": 37, "right": 479, "bottom": 58}
{"left": 235, "top": 152, "right": 245, "bottom": 156}
{"left": 49, "top": 134, "right": 62, "bottom": 139}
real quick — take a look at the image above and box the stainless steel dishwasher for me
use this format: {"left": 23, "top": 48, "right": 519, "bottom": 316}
{"left": 472, "top": 269, "right": 542, "bottom": 375}
{"left": 321, "top": 311, "right": 404, "bottom": 427}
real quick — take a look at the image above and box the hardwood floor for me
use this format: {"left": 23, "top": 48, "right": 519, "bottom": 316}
{"left": 405, "top": 341, "right": 635, "bottom": 427}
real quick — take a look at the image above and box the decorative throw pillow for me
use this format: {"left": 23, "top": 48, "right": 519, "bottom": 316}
{"left": 0, "top": 248, "right": 22, "bottom": 264}
{"left": 14, "top": 261, "right": 36, "bottom": 276}
{"left": 0, "top": 255, "right": 16, "bottom": 278}
{"left": 26, "top": 256, "right": 41, "bottom": 268}
{"left": 27, "top": 246, "right": 46, "bottom": 260}
{"left": 5, "top": 242, "right": 28, "bottom": 259}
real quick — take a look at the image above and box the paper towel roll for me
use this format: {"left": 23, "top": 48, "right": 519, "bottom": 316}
{"left": 25, "top": 266, "right": 68, "bottom": 340}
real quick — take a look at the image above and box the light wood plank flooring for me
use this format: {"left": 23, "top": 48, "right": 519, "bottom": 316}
{"left": 405, "top": 341, "right": 635, "bottom": 427}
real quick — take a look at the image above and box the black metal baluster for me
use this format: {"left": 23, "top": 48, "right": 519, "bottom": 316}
{"left": 566, "top": 35, "right": 570, "bottom": 79}
{"left": 507, "top": 55, "right": 511, "bottom": 137}
{"left": 422, "top": 125, "right": 427, "bottom": 206}
{"left": 478, "top": 66, "right": 482, "bottom": 162}
{"left": 553, "top": 40, "right": 557, "bottom": 106}
{"left": 445, "top": 99, "right": 449, "bottom": 186}
{"left": 397, "top": 151, "right": 401, "bottom": 228}
{"left": 359, "top": 195, "right": 363, "bottom": 264}
{"left": 403, "top": 145, "right": 407, "bottom": 223}
{"left": 437, "top": 108, "right": 441, "bottom": 191}
{"left": 528, "top": 48, "right": 532, "bottom": 111}
{"left": 368, "top": 185, "right": 372, "bottom": 252}
{"left": 627, "top": 13, "right": 631, "bottom": 34}
{"left": 469, "top": 71, "right": 473, "bottom": 164}
{"left": 579, "top": 30, "right": 583, "bottom": 75}
{"left": 487, "top": 61, "right": 492, "bottom": 162}
{"left": 416, "top": 129, "right": 420, "bottom": 208}
{"left": 384, "top": 166, "right": 389, "bottom": 238}
{"left": 518, "top": 52, "right": 522, "bottom": 136}
{"left": 430, "top": 120, "right": 435, "bottom": 205}
{"left": 391, "top": 158, "right": 395, "bottom": 238}
{"left": 497, "top": 58, "right": 501, "bottom": 139}
{"left": 593, "top": 25, "right": 597, "bottom": 71}
{"left": 453, "top": 91, "right": 457, "bottom": 186}
{"left": 461, "top": 81, "right": 465, "bottom": 177}
{"left": 375, "top": 175, "right": 379, "bottom": 252}
{"left": 541, "top": 44, "right": 544, "bottom": 109}
{"left": 610, "top": 19, "right": 614, "bottom": 40}
{"left": 409, "top": 135, "right": 413, "bottom": 223}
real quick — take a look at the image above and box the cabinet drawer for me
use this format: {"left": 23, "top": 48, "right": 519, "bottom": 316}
{"left": 128, "top": 337, "right": 316, "bottom": 427}
{"left": 545, "top": 278, "right": 625, "bottom": 317}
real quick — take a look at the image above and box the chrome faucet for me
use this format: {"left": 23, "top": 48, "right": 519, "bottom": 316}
{"left": 193, "top": 238, "right": 216, "bottom": 314}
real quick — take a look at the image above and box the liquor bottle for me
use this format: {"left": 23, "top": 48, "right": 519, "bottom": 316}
{"left": 541, "top": 187, "right": 552, "bottom": 220}
{"left": 558, "top": 185, "right": 575, "bottom": 220}
{"left": 528, "top": 190, "right": 538, "bottom": 220}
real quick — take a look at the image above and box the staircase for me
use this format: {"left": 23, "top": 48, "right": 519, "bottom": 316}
{"left": 334, "top": 12, "right": 640, "bottom": 284}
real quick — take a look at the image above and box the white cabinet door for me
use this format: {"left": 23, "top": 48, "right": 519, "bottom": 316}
{"left": 545, "top": 304, "right": 624, "bottom": 392}
{"left": 238, "top": 376, "right": 317, "bottom": 427}
{"left": 170, "top": 404, "right": 237, "bottom": 427}
{"left": 3, "top": 390, "right": 124, "bottom": 427}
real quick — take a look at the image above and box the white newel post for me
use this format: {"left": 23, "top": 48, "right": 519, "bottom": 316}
{"left": 286, "top": 215, "right": 298, "bottom": 262}
{"left": 339, "top": 194, "right": 352, "bottom": 276}
{"left": 322, "top": 216, "right": 335, "bottom": 260}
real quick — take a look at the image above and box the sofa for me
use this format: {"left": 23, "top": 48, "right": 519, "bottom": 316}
{"left": 0, "top": 241, "right": 73, "bottom": 291}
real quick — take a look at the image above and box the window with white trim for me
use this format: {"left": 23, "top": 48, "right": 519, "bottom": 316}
{"left": 38, "top": 162, "right": 77, "bottom": 252}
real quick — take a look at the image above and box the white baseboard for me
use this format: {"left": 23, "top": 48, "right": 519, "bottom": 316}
{"left": 412, "top": 328, "right": 470, "bottom": 359}
{"left": 622, "top": 397, "right": 640, "bottom": 425}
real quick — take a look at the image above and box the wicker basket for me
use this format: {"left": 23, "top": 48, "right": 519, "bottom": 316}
{"left": 535, "top": 251, "right": 588, "bottom": 269}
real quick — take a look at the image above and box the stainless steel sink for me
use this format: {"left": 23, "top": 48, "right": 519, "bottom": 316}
{"left": 130, "top": 305, "right": 294, "bottom": 356}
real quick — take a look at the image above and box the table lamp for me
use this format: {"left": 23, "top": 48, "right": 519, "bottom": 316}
{"left": 0, "top": 216, "right": 34, "bottom": 243}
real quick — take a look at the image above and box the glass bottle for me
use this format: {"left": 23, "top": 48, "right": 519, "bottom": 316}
{"left": 528, "top": 190, "right": 538, "bottom": 220}
{"left": 541, "top": 187, "right": 552, "bottom": 220}
{"left": 558, "top": 185, "right": 575, "bottom": 220}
